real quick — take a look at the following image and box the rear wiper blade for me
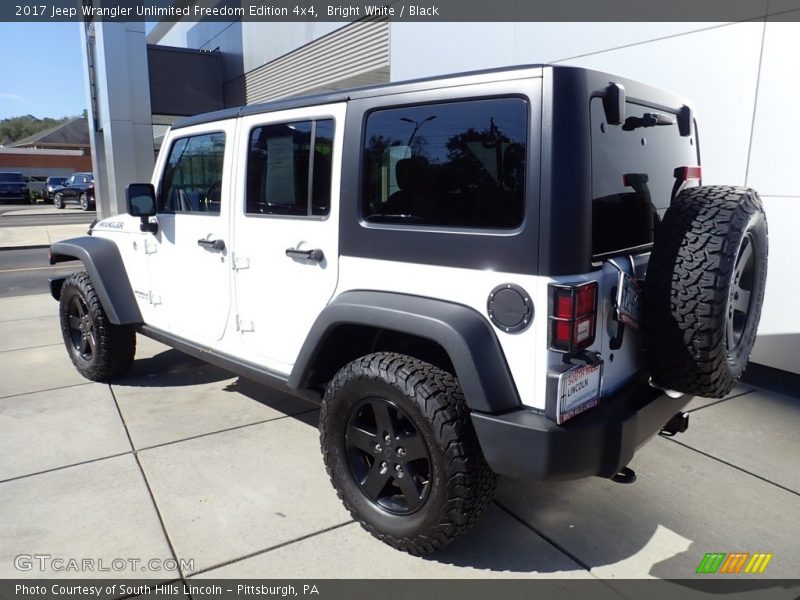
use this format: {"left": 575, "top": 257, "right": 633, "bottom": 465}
{"left": 622, "top": 112, "right": 677, "bottom": 131}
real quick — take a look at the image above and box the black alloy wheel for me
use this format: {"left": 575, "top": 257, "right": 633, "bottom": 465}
{"left": 66, "top": 294, "right": 96, "bottom": 360}
{"left": 726, "top": 232, "right": 756, "bottom": 352}
{"left": 345, "top": 397, "right": 431, "bottom": 514}
{"left": 320, "top": 352, "right": 497, "bottom": 555}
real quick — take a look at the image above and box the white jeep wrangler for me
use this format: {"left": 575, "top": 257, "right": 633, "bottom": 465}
{"left": 49, "top": 65, "right": 768, "bottom": 555}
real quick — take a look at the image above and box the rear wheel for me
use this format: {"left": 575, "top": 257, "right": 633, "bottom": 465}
{"left": 320, "top": 352, "right": 496, "bottom": 555}
{"left": 79, "top": 193, "right": 89, "bottom": 211}
{"left": 59, "top": 272, "right": 136, "bottom": 381}
{"left": 643, "top": 186, "right": 768, "bottom": 397}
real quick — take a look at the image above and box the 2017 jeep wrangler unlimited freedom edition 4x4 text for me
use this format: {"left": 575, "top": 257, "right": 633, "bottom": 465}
{"left": 49, "top": 65, "right": 768, "bottom": 555}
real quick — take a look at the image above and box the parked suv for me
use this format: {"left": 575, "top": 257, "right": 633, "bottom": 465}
{"left": 0, "top": 172, "right": 29, "bottom": 203}
{"left": 44, "top": 176, "right": 68, "bottom": 203}
{"left": 49, "top": 65, "right": 768, "bottom": 555}
{"left": 53, "top": 172, "right": 95, "bottom": 210}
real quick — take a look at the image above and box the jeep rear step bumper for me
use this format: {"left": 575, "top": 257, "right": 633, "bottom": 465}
{"left": 471, "top": 380, "right": 691, "bottom": 481}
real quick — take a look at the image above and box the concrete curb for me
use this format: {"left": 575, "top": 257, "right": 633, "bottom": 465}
{"left": 0, "top": 245, "right": 50, "bottom": 252}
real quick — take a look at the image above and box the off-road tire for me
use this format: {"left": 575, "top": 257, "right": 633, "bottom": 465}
{"left": 320, "top": 352, "right": 497, "bottom": 555}
{"left": 643, "top": 186, "right": 768, "bottom": 397}
{"left": 59, "top": 271, "right": 136, "bottom": 381}
{"left": 54, "top": 193, "right": 64, "bottom": 209}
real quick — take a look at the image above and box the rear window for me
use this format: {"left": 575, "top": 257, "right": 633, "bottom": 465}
{"left": 591, "top": 98, "right": 699, "bottom": 258}
{"left": 0, "top": 173, "right": 24, "bottom": 183}
{"left": 362, "top": 97, "right": 527, "bottom": 229}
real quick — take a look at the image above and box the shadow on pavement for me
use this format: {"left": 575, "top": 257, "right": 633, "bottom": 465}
{"left": 113, "top": 348, "right": 209, "bottom": 385}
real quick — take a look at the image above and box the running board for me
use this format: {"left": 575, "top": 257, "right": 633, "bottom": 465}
{"left": 137, "top": 325, "right": 322, "bottom": 403}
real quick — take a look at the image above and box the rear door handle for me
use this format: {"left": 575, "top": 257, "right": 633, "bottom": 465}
{"left": 197, "top": 238, "right": 225, "bottom": 252}
{"left": 285, "top": 247, "right": 324, "bottom": 263}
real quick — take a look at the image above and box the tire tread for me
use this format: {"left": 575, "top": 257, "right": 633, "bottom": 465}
{"left": 320, "top": 352, "right": 496, "bottom": 555}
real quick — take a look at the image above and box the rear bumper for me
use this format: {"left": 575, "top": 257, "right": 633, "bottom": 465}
{"left": 471, "top": 379, "right": 691, "bottom": 481}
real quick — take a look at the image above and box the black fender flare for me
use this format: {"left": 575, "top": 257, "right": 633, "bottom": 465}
{"left": 288, "top": 290, "right": 522, "bottom": 414}
{"left": 49, "top": 236, "right": 143, "bottom": 325}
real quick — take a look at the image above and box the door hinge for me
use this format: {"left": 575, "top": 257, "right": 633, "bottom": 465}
{"left": 236, "top": 315, "right": 254, "bottom": 333}
{"left": 233, "top": 254, "right": 250, "bottom": 271}
{"left": 144, "top": 239, "right": 158, "bottom": 255}
{"left": 149, "top": 292, "right": 161, "bottom": 306}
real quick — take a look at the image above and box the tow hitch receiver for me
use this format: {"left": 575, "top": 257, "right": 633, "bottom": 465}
{"left": 660, "top": 411, "right": 690, "bottom": 437}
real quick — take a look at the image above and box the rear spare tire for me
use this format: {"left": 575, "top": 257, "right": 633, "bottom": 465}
{"left": 643, "top": 186, "right": 768, "bottom": 398}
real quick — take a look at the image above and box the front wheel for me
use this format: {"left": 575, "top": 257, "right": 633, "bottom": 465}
{"left": 320, "top": 352, "right": 496, "bottom": 555}
{"left": 59, "top": 272, "right": 136, "bottom": 381}
{"left": 54, "top": 193, "right": 64, "bottom": 209}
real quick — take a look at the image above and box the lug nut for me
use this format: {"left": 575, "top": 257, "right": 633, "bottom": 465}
{"left": 374, "top": 444, "right": 382, "bottom": 453}
{"left": 397, "top": 447, "right": 406, "bottom": 457}
{"left": 380, "top": 461, "right": 388, "bottom": 470}
{"left": 384, "top": 434, "right": 391, "bottom": 444}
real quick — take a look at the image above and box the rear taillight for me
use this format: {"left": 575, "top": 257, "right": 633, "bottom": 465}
{"left": 673, "top": 165, "right": 702, "bottom": 181}
{"left": 548, "top": 282, "right": 598, "bottom": 353}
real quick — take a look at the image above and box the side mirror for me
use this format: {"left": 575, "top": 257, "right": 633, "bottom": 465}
{"left": 126, "top": 183, "right": 158, "bottom": 233}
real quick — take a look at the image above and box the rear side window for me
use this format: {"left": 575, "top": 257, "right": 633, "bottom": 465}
{"left": 362, "top": 98, "right": 527, "bottom": 229}
{"left": 591, "top": 98, "right": 698, "bottom": 258}
{"left": 246, "top": 119, "right": 334, "bottom": 217}
{"left": 158, "top": 132, "right": 226, "bottom": 214}
{"left": 0, "top": 173, "right": 24, "bottom": 182}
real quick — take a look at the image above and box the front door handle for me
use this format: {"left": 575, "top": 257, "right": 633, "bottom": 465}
{"left": 197, "top": 238, "right": 225, "bottom": 252}
{"left": 285, "top": 247, "right": 324, "bottom": 263}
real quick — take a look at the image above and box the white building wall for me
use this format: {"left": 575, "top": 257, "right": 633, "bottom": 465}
{"left": 391, "top": 21, "right": 800, "bottom": 374}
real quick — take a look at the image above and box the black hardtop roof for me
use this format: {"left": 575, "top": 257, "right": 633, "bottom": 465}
{"left": 171, "top": 63, "right": 693, "bottom": 131}
{"left": 172, "top": 63, "right": 551, "bottom": 130}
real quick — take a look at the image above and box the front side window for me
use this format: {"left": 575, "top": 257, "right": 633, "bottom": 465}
{"left": 246, "top": 119, "right": 334, "bottom": 217}
{"left": 159, "top": 132, "right": 226, "bottom": 214}
{"left": 362, "top": 97, "right": 528, "bottom": 229}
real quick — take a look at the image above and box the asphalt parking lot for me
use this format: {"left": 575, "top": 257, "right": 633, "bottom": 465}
{"left": 0, "top": 291, "right": 799, "bottom": 587}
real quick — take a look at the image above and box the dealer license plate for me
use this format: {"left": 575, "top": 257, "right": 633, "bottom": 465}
{"left": 556, "top": 363, "right": 603, "bottom": 424}
{"left": 616, "top": 271, "right": 641, "bottom": 329}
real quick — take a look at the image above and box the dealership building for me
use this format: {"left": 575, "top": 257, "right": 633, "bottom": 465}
{"left": 82, "top": 16, "right": 799, "bottom": 375}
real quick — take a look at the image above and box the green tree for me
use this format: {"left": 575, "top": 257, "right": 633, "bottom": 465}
{"left": 0, "top": 114, "right": 77, "bottom": 145}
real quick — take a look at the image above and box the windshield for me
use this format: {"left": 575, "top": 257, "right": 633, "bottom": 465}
{"left": 0, "top": 173, "right": 24, "bottom": 183}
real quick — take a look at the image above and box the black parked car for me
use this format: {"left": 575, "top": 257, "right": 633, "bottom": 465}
{"left": 53, "top": 173, "right": 95, "bottom": 211}
{"left": 44, "top": 176, "right": 68, "bottom": 203}
{"left": 0, "top": 172, "right": 30, "bottom": 203}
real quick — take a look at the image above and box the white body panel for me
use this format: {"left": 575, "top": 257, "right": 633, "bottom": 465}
{"left": 231, "top": 104, "right": 346, "bottom": 371}
{"left": 145, "top": 120, "right": 238, "bottom": 344}
{"left": 334, "top": 256, "right": 643, "bottom": 411}
{"left": 92, "top": 219, "right": 157, "bottom": 325}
